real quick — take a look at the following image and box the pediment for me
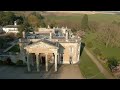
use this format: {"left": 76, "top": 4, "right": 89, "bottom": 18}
{"left": 24, "top": 41, "right": 57, "bottom": 50}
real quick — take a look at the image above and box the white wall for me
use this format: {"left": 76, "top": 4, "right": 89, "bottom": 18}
{"left": 3, "top": 28, "right": 19, "bottom": 33}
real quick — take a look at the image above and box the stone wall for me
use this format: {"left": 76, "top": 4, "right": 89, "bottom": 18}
{"left": 60, "top": 42, "right": 79, "bottom": 64}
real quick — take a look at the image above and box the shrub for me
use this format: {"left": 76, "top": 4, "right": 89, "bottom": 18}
{"left": 3, "top": 58, "right": 15, "bottom": 65}
{"left": 93, "top": 48, "right": 102, "bottom": 56}
{"left": 16, "top": 60, "right": 23, "bottom": 66}
{"left": 3, "top": 58, "right": 12, "bottom": 65}
{"left": 107, "top": 57, "right": 119, "bottom": 72}
{"left": 100, "top": 54, "right": 106, "bottom": 60}
{"left": 86, "top": 41, "right": 93, "bottom": 48}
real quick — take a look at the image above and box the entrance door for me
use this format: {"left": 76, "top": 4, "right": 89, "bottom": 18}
{"left": 41, "top": 56, "right": 45, "bottom": 65}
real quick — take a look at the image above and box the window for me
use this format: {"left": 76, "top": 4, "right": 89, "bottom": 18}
{"left": 69, "top": 47, "right": 73, "bottom": 54}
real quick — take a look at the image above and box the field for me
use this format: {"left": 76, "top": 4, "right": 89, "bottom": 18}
{"left": 79, "top": 50, "right": 106, "bottom": 79}
{"left": 84, "top": 32, "right": 120, "bottom": 60}
{"left": 45, "top": 14, "right": 120, "bottom": 23}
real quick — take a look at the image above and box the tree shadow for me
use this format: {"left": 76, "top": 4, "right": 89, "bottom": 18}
{"left": 80, "top": 42, "right": 85, "bottom": 56}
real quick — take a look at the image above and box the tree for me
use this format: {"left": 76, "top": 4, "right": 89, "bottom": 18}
{"left": 81, "top": 14, "right": 89, "bottom": 31}
{"left": 107, "top": 57, "right": 119, "bottom": 72}
{"left": 18, "top": 18, "right": 31, "bottom": 38}
{"left": 27, "top": 14, "right": 40, "bottom": 28}
{"left": 89, "top": 21, "right": 99, "bottom": 32}
{"left": 40, "top": 21, "right": 46, "bottom": 28}
{"left": 112, "top": 20, "right": 118, "bottom": 25}
{"left": 15, "top": 16, "right": 24, "bottom": 25}
{"left": 0, "top": 12, "right": 17, "bottom": 26}
{"left": 97, "top": 23, "right": 120, "bottom": 47}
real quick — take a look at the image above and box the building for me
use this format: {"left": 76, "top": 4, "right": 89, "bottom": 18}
{"left": 19, "top": 26, "right": 81, "bottom": 72}
{"left": 2, "top": 21, "right": 19, "bottom": 33}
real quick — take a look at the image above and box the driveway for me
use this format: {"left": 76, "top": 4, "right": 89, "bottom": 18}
{"left": 0, "top": 64, "right": 84, "bottom": 79}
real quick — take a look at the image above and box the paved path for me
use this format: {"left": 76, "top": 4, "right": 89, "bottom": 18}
{"left": 84, "top": 48, "right": 115, "bottom": 79}
{"left": 0, "top": 64, "right": 84, "bottom": 79}
{"left": 49, "top": 64, "right": 84, "bottom": 79}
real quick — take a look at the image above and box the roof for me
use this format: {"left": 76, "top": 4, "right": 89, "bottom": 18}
{"left": 25, "top": 39, "right": 58, "bottom": 48}
{"left": 52, "top": 36, "right": 65, "bottom": 39}
{"left": 3, "top": 25, "right": 20, "bottom": 28}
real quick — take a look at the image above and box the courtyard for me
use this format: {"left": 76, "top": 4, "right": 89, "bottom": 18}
{"left": 0, "top": 64, "right": 84, "bottom": 79}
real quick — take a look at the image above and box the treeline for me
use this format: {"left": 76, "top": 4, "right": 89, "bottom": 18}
{"left": 0, "top": 11, "right": 24, "bottom": 26}
{"left": 1, "top": 12, "right": 120, "bottom": 48}
{"left": 0, "top": 11, "right": 47, "bottom": 37}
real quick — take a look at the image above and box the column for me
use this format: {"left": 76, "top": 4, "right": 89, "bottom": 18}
{"left": 31, "top": 54, "right": 34, "bottom": 66}
{"left": 36, "top": 53, "right": 40, "bottom": 72}
{"left": 59, "top": 54, "right": 61, "bottom": 64}
{"left": 58, "top": 53, "right": 60, "bottom": 64}
{"left": 27, "top": 53, "right": 31, "bottom": 72}
{"left": 55, "top": 53, "right": 57, "bottom": 72}
{"left": 45, "top": 53, "right": 48, "bottom": 71}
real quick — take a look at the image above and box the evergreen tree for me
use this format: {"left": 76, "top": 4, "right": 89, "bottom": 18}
{"left": 81, "top": 14, "right": 89, "bottom": 31}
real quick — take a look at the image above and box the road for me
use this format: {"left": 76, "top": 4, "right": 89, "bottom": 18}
{"left": 84, "top": 48, "right": 115, "bottom": 79}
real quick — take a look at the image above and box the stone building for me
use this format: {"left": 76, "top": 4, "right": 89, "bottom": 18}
{"left": 19, "top": 26, "right": 81, "bottom": 72}
{"left": 2, "top": 21, "right": 19, "bottom": 33}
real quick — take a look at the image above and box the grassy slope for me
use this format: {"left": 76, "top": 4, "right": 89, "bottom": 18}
{"left": 79, "top": 50, "right": 106, "bottom": 79}
{"left": 84, "top": 32, "right": 120, "bottom": 60}
{"left": 45, "top": 14, "right": 120, "bottom": 23}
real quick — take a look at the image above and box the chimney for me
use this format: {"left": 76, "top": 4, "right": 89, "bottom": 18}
{"left": 76, "top": 39, "right": 78, "bottom": 42}
{"left": 14, "top": 21, "right": 17, "bottom": 26}
{"left": 66, "top": 30, "right": 69, "bottom": 42}
{"left": 49, "top": 31, "right": 52, "bottom": 40}
{"left": 22, "top": 31, "right": 25, "bottom": 38}
{"left": 48, "top": 25, "right": 50, "bottom": 29}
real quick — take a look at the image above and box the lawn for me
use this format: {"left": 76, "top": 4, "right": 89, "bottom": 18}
{"left": 79, "top": 50, "right": 106, "bottom": 79}
{"left": 45, "top": 14, "right": 120, "bottom": 23}
{"left": 84, "top": 32, "right": 120, "bottom": 60}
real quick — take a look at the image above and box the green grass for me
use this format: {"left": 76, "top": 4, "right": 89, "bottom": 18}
{"left": 45, "top": 14, "right": 120, "bottom": 23}
{"left": 84, "top": 32, "right": 120, "bottom": 60}
{"left": 79, "top": 51, "right": 106, "bottom": 79}
{"left": 8, "top": 44, "right": 20, "bottom": 52}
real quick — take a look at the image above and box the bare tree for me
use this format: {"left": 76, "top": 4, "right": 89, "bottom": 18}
{"left": 97, "top": 23, "right": 120, "bottom": 48}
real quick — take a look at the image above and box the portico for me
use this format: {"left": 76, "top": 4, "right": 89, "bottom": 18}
{"left": 24, "top": 40, "right": 59, "bottom": 72}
